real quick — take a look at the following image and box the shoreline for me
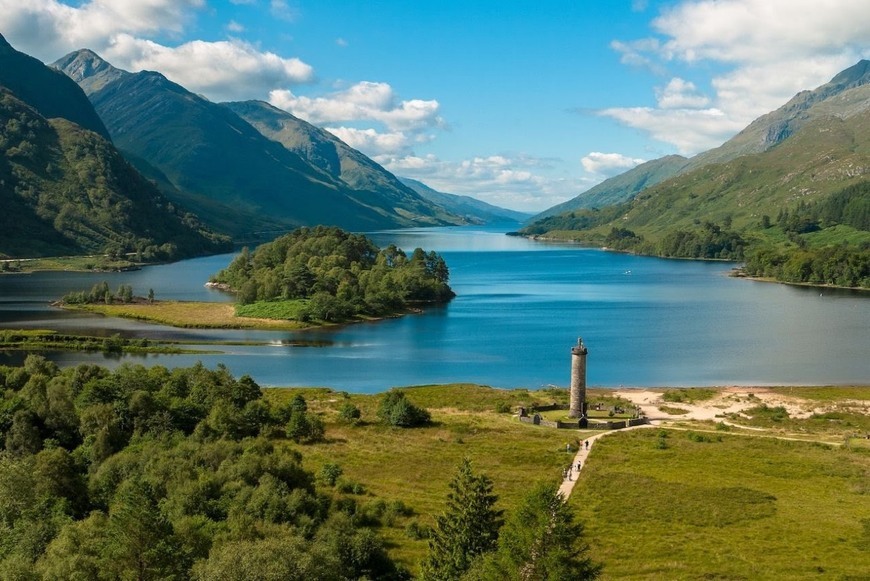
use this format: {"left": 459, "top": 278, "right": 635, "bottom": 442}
{"left": 58, "top": 299, "right": 426, "bottom": 332}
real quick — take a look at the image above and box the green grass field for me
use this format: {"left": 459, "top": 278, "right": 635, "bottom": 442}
{"left": 572, "top": 429, "right": 870, "bottom": 580}
{"left": 262, "top": 385, "right": 870, "bottom": 578}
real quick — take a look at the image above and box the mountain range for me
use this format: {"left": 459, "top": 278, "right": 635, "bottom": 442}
{"left": 525, "top": 60, "right": 870, "bottom": 238}
{"left": 0, "top": 34, "right": 228, "bottom": 259}
{"left": 398, "top": 178, "right": 531, "bottom": 224}
{"left": 53, "top": 49, "right": 468, "bottom": 239}
{"left": 531, "top": 60, "right": 870, "bottom": 224}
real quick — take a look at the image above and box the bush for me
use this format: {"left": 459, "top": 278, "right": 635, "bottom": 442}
{"left": 319, "top": 463, "right": 343, "bottom": 487}
{"left": 285, "top": 410, "right": 325, "bottom": 443}
{"left": 338, "top": 402, "right": 361, "bottom": 424}
{"left": 377, "top": 391, "right": 430, "bottom": 427}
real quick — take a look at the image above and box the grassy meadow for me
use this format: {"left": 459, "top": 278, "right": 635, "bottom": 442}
{"left": 69, "top": 300, "right": 311, "bottom": 330}
{"left": 261, "top": 384, "right": 870, "bottom": 578}
{"left": 573, "top": 429, "right": 870, "bottom": 580}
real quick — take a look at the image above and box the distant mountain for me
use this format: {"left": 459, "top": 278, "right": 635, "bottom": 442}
{"left": 0, "top": 34, "right": 109, "bottom": 140}
{"left": 398, "top": 177, "right": 531, "bottom": 224}
{"left": 530, "top": 155, "right": 688, "bottom": 221}
{"left": 683, "top": 59, "right": 870, "bottom": 172}
{"left": 519, "top": 61, "right": 870, "bottom": 287}
{"left": 0, "top": 89, "right": 228, "bottom": 259}
{"left": 224, "top": 100, "right": 462, "bottom": 227}
{"left": 54, "top": 51, "right": 464, "bottom": 239}
{"left": 525, "top": 60, "right": 870, "bottom": 240}
{"left": 532, "top": 60, "right": 870, "bottom": 223}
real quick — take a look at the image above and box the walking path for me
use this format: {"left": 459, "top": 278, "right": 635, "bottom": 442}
{"left": 557, "top": 419, "right": 846, "bottom": 499}
{"left": 558, "top": 423, "right": 654, "bottom": 498}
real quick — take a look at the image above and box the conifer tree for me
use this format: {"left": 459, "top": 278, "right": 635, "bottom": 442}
{"left": 421, "top": 458, "right": 503, "bottom": 580}
{"left": 472, "top": 481, "right": 601, "bottom": 581}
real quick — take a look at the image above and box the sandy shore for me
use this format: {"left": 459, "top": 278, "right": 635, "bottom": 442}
{"left": 613, "top": 386, "right": 867, "bottom": 422}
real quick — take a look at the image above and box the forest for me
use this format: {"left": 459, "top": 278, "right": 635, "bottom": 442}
{"left": 0, "top": 356, "right": 598, "bottom": 580}
{"left": 0, "top": 356, "right": 403, "bottom": 578}
{"left": 210, "top": 226, "right": 455, "bottom": 322}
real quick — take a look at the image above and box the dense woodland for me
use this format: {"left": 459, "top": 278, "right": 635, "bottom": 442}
{"left": 0, "top": 357, "right": 598, "bottom": 580}
{"left": 211, "top": 226, "right": 455, "bottom": 322}
{"left": 741, "top": 182, "right": 870, "bottom": 287}
{"left": 0, "top": 356, "right": 405, "bottom": 579}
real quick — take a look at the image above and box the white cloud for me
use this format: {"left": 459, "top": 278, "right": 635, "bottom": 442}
{"left": 269, "top": 82, "right": 443, "bottom": 132}
{"left": 0, "top": 0, "right": 204, "bottom": 61}
{"left": 385, "top": 154, "right": 592, "bottom": 213}
{"left": 336, "top": 37, "right": 348, "bottom": 47}
{"left": 270, "top": 0, "right": 298, "bottom": 22}
{"left": 106, "top": 34, "right": 313, "bottom": 101}
{"left": 603, "top": 0, "right": 870, "bottom": 155}
{"left": 0, "top": 0, "right": 313, "bottom": 102}
{"left": 226, "top": 20, "right": 245, "bottom": 33}
{"left": 324, "top": 127, "right": 420, "bottom": 158}
{"left": 655, "top": 78, "right": 709, "bottom": 109}
{"left": 581, "top": 152, "right": 645, "bottom": 176}
{"left": 598, "top": 106, "right": 743, "bottom": 156}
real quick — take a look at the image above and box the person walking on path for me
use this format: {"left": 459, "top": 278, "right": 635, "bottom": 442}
{"left": 558, "top": 424, "right": 654, "bottom": 499}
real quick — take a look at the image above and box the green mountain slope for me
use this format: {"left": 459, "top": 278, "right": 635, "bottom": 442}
{"left": 523, "top": 110, "right": 870, "bottom": 239}
{"left": 520, "top": 110, "right": 870, "bottom": 286}
{"left": 398, "top": 177, "right": 531, "bottom": 224}
{"left": 54, "top": 51, "right": 463, "bottom": 238}
{"left": 530, "top": 154, "right": 689, "bottom": 221}
{"left": 0, "top": 34, "right": 110, "bottom": 141}
{"left": 0, "top": 89, "right": 229, "bottom": 259}
{"left": 532, "top": 60, "right": 870, "bottom": 223}
{"left": 684, "top": 59, "right": 870, "bottom": 172}
{"left": 224, "top": 100, "right": 464, "bottom": 228}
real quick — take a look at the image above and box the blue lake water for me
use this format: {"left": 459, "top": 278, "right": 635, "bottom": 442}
{"left": 1, "top": 225, "right": 867, "bottom": 391}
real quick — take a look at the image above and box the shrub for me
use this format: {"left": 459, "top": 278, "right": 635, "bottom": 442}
{"left": 377, "top": 391, "right": 430, "bottom": 427}
{"left": 319, "top": 463, "right": 343, "bottom": 487}
{"left": 286, "top": 410, "right": 325, "bottom": 443}
{"left": 495, "top": 401, "right": 512, "bottom": 414}
{"left": 338, "top": 402, "right": 361, "bottom": 424}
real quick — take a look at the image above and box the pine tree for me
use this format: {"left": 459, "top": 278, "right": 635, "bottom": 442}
{"left": 481, "top": 481, "right": 602, "bottom": 581}
{"left": 421, "top": 458, "right": 503, "bottom": 580}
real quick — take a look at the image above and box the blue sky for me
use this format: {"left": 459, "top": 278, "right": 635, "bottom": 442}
{"left": 2, "top": 1, "right": 869, "bottom": 212}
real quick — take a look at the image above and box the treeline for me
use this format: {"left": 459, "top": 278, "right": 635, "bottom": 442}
{"left": 211, "top": 226, "right": 455, "bottom": 322}
{"left": 777, "top": 180, "right": 870, "bottom": 235}
{"left": 61, "top": 281, "right": 154, "bottom": 305}
{"left": 602, "top": 221, "right": 746, "bottom": 260}
{"left": 743, "top": 245, "right": 870, "bottom": 288}
{"left": 655, "top": 221, "right": 746, "bottom": 260}
{"left": 0, "top": 357, "right": 413, "bottom": 579}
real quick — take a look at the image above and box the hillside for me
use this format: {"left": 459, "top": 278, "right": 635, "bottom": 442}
{"left": 225, "top": 100, "right": 463, "bottom": 228}
{"left": 54, "top": 51, "right": 464, "bottom": 239}
{"left": 399, "top": 177, "right": 531, "bottom": 224}
{"left": 521, "top": 61, "right": 870, "bottom": 287}
{"left": 0, "top": 34, "right": 109, "bottom": 141}
{"left": 530, "top": 154, "right": 688, "bottom": 221}
{"left": 683, "top": 59, "right": 870, "bottom": 172}
{"left": 532, "top": 60, "right": 870, "bottom": 223}
{"left": 0, "top": 89, "right": 229, "bottom": 259}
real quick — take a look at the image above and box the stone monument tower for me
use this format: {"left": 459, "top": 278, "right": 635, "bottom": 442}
{"left": 569, "top": 337, "right": 588, "bottom": 418}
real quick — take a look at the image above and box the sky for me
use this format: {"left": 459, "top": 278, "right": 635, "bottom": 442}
{"left": 2, "top": 1, "right": 869, "bottom": 213}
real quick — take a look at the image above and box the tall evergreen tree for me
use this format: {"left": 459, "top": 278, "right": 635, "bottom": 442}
{"left": 468, "top": 481, "right": 601, "bottom": 581}
{"left": 421, "top": 458, "right": 503, "bottom": 580}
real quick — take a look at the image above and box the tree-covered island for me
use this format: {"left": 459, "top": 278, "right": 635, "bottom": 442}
{"left": 210, "top": 226, "right": 455, "bottom": 324}
{"left": 53, "top": 227, "right": 455, "bottom": 332}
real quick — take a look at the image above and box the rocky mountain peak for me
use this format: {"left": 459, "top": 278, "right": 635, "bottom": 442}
{"left": 52, "top": 49, "right": 127, "bottom": 95}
